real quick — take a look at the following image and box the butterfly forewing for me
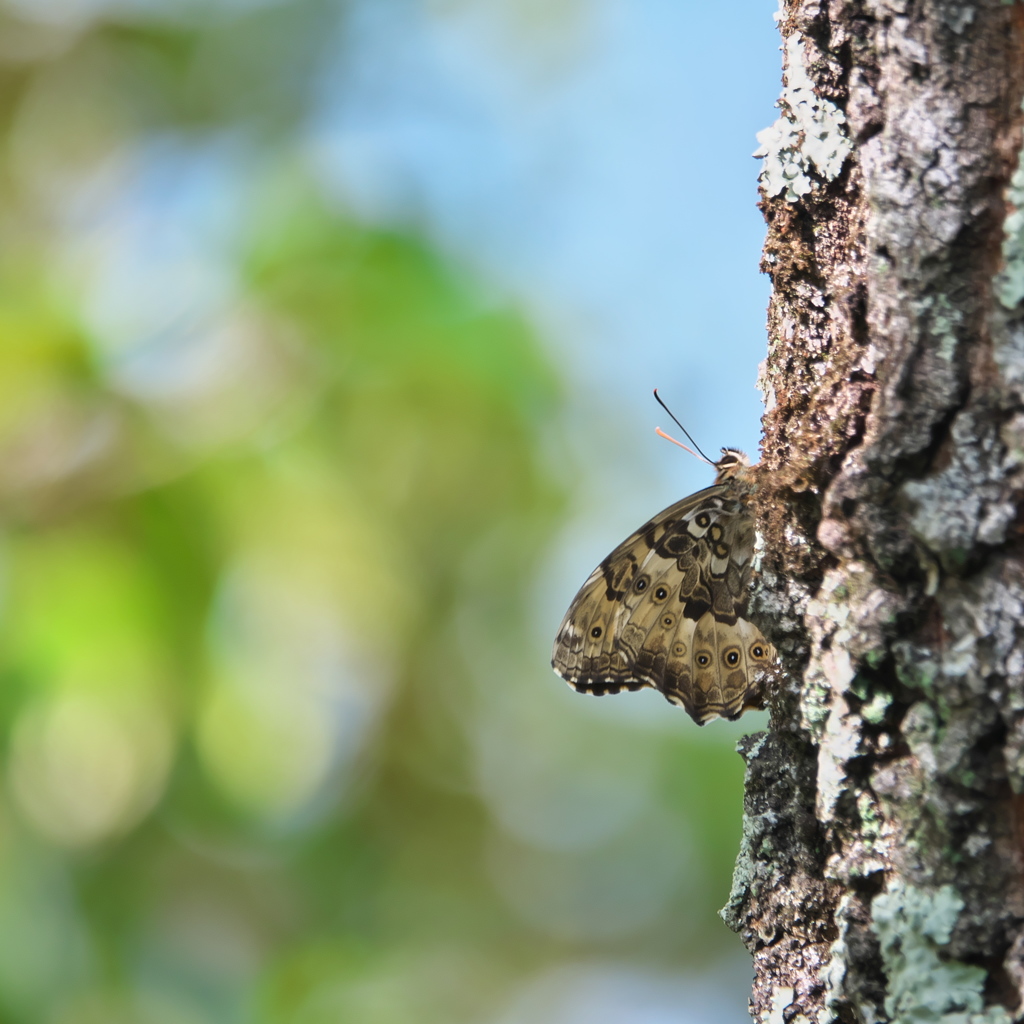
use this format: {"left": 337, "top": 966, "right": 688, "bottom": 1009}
{"left": 551, "top": 455, "right": 775, "bottom": 725}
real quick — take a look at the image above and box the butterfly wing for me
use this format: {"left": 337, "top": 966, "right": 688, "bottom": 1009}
{"left": 551, "top": 484, "right": 774, "bottom": 725}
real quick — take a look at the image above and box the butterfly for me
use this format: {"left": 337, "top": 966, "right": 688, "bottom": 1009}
{"left": 551, "top": 437, "right": 775, "bottom": 726}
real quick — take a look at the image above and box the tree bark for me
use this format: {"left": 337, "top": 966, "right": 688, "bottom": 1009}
{"left": 722, "top": 2, "right": 1024, "bottom": 1021}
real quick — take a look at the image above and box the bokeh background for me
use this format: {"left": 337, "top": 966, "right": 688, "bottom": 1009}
{"left": 0, "top": 1, "right": 780, "bottom": 1022}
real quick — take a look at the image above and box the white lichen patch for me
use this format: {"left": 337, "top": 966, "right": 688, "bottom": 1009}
{"left": 823, "top": 895, "right": 852, "bottom": 1022}
{"left": 818, "top": 693, "right": 862, "bottom": 822}
{"left": 801, "top": 564, "right": 895, "bottom": 744}
{"left": 767, "top": 986, "right": 796, "bottom": 1024}
{"left": 757, "top": 357, "right": 777, "bottom": 412}
{"left": 754, "top": 32, "right": 853, "bottom": 202}
{"left": 996, "top": 109, "right": 1024, "bottom": 310}
{"left": 963, "top": 830, "right": 991, "bottom": 857}
{"left": 871, "top": 882, "right": 1012, "bottom": 1023}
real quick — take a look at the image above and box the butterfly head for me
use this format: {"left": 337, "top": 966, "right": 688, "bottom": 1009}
{"left": 713, "top": 448, "right": 751, "bottom": 485}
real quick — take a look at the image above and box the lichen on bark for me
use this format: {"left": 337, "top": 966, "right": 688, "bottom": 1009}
{"left": 726, "top": 1, "right": 1024, "bottom": 1021}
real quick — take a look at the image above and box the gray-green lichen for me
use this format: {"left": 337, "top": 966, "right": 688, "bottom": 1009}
{"left": 996, "top": 106, "right": 1024, "bottom": 309}
{"left": 871, "top": 882, "right": 1011, "bottom": 1023}
{"left": 861, "top": 690, "right": 892, "bottom": 724}
{"left": 893, "top": 641, "right": 940, "bottom": 697}
{"left": 754, "top": 32, "right": 852, "bottom": 202}
{"left": 902, "top": 408, "right": 1016, "bottom": 558}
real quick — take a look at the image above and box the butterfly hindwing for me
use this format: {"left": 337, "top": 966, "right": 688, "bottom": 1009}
{"left": 552, "top": 459, "right": 775, "bottom": 725}
{"left": 552, "top": 487, "right": 720, "bottom": 693}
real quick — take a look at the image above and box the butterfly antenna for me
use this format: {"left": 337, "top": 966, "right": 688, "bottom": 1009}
{"left": 652, "top": 389, "right": 714, "bottom": 463}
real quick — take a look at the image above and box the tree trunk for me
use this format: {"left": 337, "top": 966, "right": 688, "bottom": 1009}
{"left": 722, "top": 2, "right": 1024, "bottom": 1021}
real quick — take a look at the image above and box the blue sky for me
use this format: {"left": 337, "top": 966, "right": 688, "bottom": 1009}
{"left": 312, "top": 0, "right": 780, "bottom": 489}
{"left": 307, "top": 0, "right": 782, "bottom": 651}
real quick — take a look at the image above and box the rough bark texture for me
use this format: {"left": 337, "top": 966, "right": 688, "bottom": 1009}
{"left": 722, "top": 2, "right": 1024, "bottom": 1022}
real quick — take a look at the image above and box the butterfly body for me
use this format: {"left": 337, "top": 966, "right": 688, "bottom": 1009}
{"left": 552, "top": 449, "right": 774, "bottom": 725}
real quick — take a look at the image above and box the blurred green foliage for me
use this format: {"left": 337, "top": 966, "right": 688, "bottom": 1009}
{"left": 0, "top": 2, "right": 752, "bottom": 1022}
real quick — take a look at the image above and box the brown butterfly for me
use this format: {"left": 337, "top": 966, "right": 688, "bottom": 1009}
{"left": 551, "top": 423, "right": 774, "bottom": 725}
